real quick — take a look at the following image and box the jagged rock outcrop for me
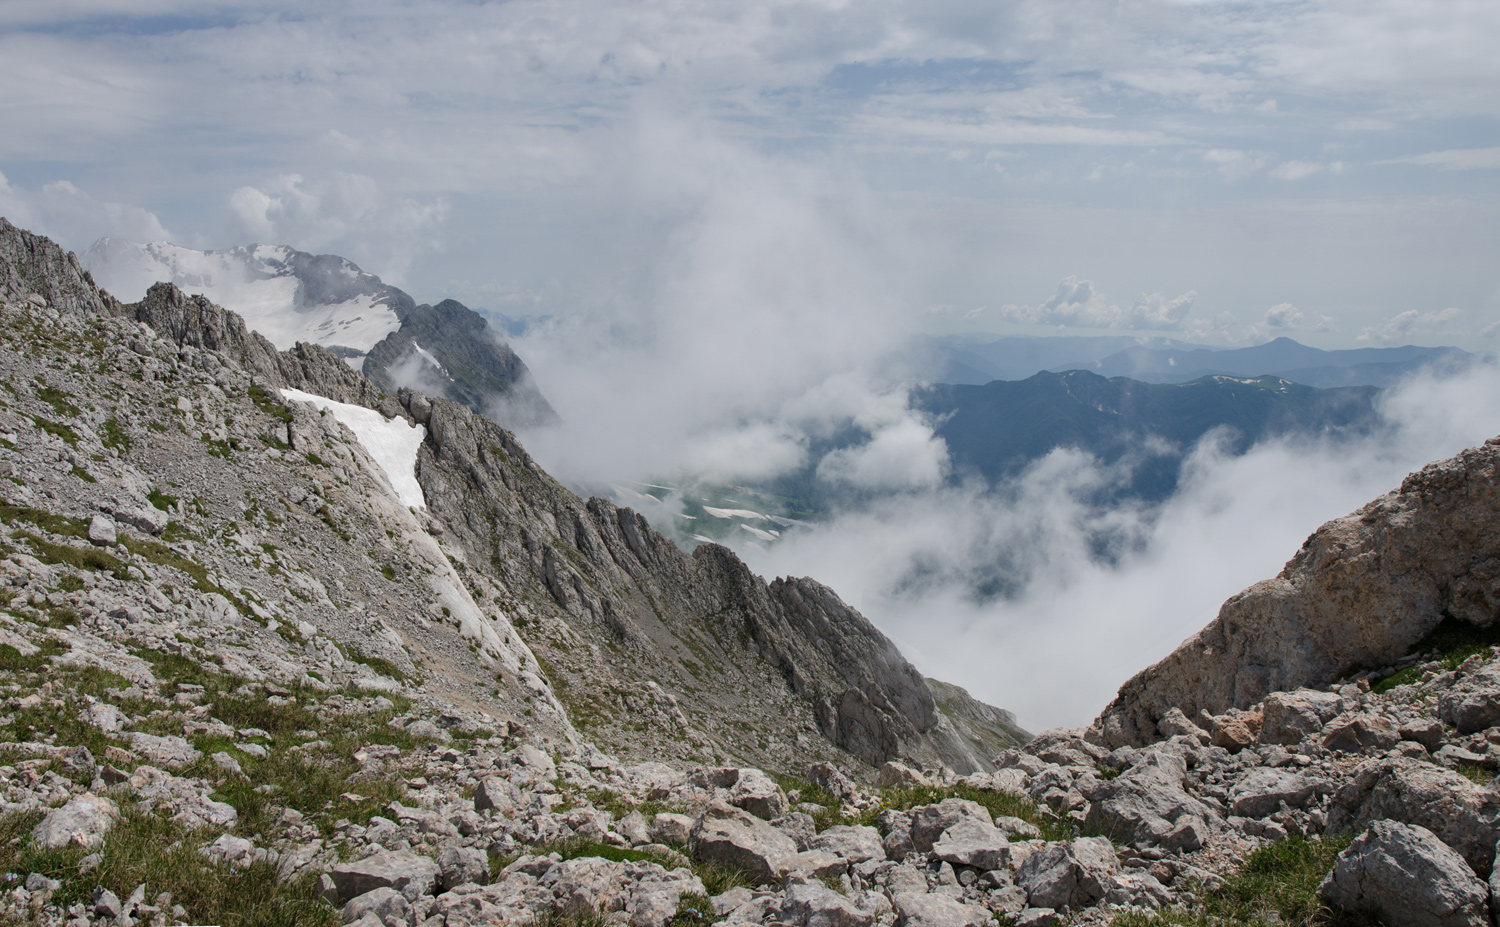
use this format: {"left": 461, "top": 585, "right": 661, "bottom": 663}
{"left": 363, "top": 299, "right": 557, "bottom": 429}
{"left": 0, "top": 217, "right": 118, "bottom": 316}
{"left": 130, "top": 281, "right": 393, "bottom": 409}
{"left": 1096, "top": 436, "right": 1500, "bottom": 748}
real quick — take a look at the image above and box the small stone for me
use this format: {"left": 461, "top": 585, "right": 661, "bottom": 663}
{"left": 92, "top": 887, "right": 123, "bottom": 918}
{"left": 88, "top": 514, "right": 117, "bottom": 546}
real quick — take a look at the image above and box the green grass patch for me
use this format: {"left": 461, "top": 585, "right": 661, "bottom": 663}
{"left": 32, "top": 415, "right": 79, "bottom": 446}
{"left": 0, "top": 638, "right": 67, "bottom": 674}
{"left": 148, "top": 488, "right": 179, "bottom": 511}
{"left": 1114, "top": 835, "right": 1355, "bottom": 927}
{"left": 14, "top": 530, "right": 126, "bottom": 578}
{"left": 35, "top": 384, "right": 81, "bottom": 417}
{"left": 0, "top": 804, "right": 337, "bottom": 927}
{"left": 1, "top": 504, "right": 89, "bottom": 539}
{"left": 249, "top": 384, "right": 294, "bottom": 424}
{"left": 119, "top": 535, "right": 248, "bottom": 615}
{"left": 101, "top": 416, "right": 131, "bottom": 452}
{"left": 70, "top": 464, "right": 97, "bottom": 483}
{"left": 668, "top": 891, "right": 718, "bottom": 927}
{"left": 1372, "top": 615, "right": 1500, "bottom": 694}
{"left": 341, "top": 646, "right": 411, "bottom": 684}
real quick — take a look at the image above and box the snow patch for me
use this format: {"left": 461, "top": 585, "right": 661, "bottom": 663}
{"left": 279, "top": 389, "right": 427, "bottom": 509}
{"left": 701, "top": 505, "right": 768, "bottom": 520}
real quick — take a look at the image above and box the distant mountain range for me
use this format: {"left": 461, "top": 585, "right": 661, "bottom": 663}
{"left": 918, "top": 333, "right": 1480, "bottom": 389}
{"left": 915, "top": 370, "right": 1382, "bottom": 501}
{"left": 83, "top": 238, "right": 556, "bottom": 428}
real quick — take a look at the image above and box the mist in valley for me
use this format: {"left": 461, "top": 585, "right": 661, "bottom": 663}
{"left": 506, "top": 127, "right": 1500, "bottom": 732}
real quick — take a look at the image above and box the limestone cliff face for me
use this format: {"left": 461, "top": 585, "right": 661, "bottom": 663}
{"left": 1096, "top": 436, "right": 1500, "bottom": 748}
{"left": 0, "top": 217, "right": 1015, "bottom": 775}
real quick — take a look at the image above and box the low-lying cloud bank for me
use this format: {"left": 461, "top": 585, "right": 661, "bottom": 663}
{"left": 502, "top": 123, "right": 1500, "bottom": 735}
{"left": 729, "top": 363, "right": 1500, "bottom": 732}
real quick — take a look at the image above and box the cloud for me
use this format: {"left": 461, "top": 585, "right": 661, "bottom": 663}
{"left": 1202, "top": 149, "right": 1268, "bottom": 181}
{"left": 1357, "top": 307, "right": 1462, "bottom": 345}
{"left": 1261, "top": 302, "right": 1334, "bottom": 333}
{"left": 1268, "top": 160, "right": 1323, "bottom": 181}
{"left": 995, "top": 277, "right": 1195, "bottom": 330}
{"left": 816, "top": 417, "right": 949, "bottom": 491}
{"left": 1379, "top": 147, "right": 1500, "bottom": 171}
{"left": 0, "top": 171, "right": 171, "bottom": 250}
{"left": 226, "top": 173, "right": 447, "bottom": 285}
{"left": 733, "top": 361, "right": 1500, "bottom": 729}
{"left": 508, "top": 120, "right": 926, "bottom": 491}
{"left": 1263, "top": 302, "right": 1303, "bottom": 329}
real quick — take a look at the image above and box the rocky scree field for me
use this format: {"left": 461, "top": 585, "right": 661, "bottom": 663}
{"left": 3, "top": 216, "right": 1500, "bottom": 927}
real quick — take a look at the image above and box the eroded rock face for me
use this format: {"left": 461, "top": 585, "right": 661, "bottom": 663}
{"left": 1319, "top": 820, "right": 1489, "bottom": 927}
{"left": 1096, "top": 436, "right": 1500, "bottom": 748}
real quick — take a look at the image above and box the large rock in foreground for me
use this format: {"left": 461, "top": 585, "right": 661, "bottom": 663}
{"left": 1319, "top": 820, "right": 1490, "bottom": 927}
{"left": 689, "top": 801, "right": 798, "bottom": 884}
{"left": 1098, "top": 436, "right": 1500, "bottom": 747}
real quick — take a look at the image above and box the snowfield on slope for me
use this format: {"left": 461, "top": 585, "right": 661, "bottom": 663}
{"left": 84, "top": 239, "right": 403, "bottom": 354}
{"left": 280, "top": 388, "right": 427, "bottom": 509}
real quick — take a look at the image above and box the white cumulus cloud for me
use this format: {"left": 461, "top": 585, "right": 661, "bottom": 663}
{"left": 996, "top": 277, "right": 1195, "bottom": 330}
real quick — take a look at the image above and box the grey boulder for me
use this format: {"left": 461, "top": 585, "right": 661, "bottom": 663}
{"left": 1016, "top": 837, "right": 1117, "bottom": 910}
{"left": 1228, "top": 767, "right": 1326, "bottom": 818}
{"left": 1259, "top": 689, "right": 1344, "bottom": 746}
{"left": 1327, "top": 758, "right": 1500, "bottom": 877}
{"left": 328, "top": 850, "right": 442, "bottom": 904}
{"left": 341, "top": 886, "right": 412, "bottom": 927}
{"left": 811, "top": 825, "right": 886, "bottom": 864}
{"left": 32, "top": 794, "right": 119, "bottom": 850}
{"left": 1080, "top": 753, "right": 1220, "bottom": 851}
{"left": 908, "top": 799, "right": 993, "bottom": 854}
{"left": 437, "top": 845, "right": 490, "bottom": 890}
{"left": 891, "top": 891, "right": 994, "bottom": 927}
{"left": 689, "top": 800, "right": 798, "bottom": 884}
{"left": 931, "top": 818, "right": 1010, "bottom": 872}
{"left": 1320, "top": 820, "right": 1488, "bottom": 927}
{"left": 777, "top": 880, "right": 876, "bottom": 927}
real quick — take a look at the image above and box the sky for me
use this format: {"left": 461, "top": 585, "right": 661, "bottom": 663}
{"left": 1, "top": 0, "right": 1498, "bottom": 348}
